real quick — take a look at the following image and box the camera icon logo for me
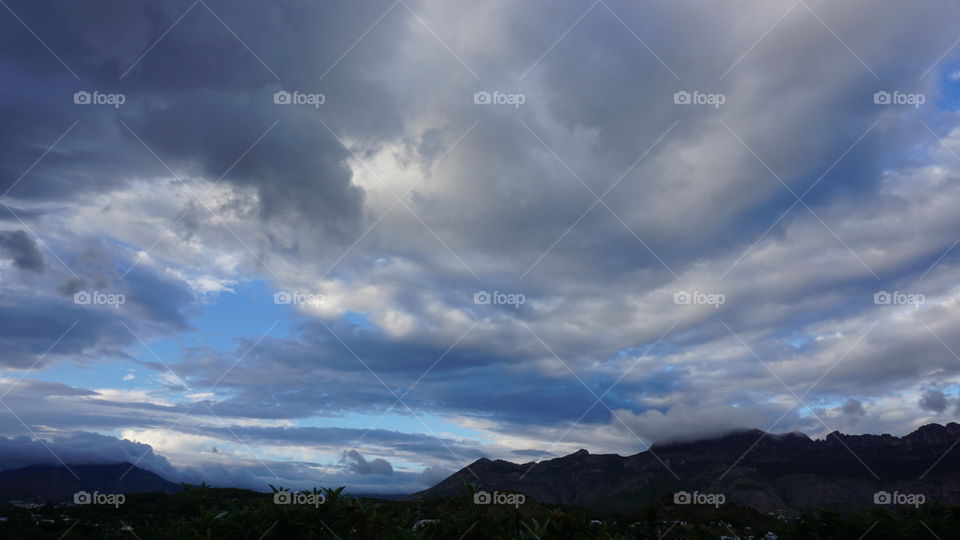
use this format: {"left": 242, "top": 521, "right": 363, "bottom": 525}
{"left": 874, "top": 91, "right": 891, "bottom": 105}
{"left": 274, "top": 291, "right": 292, "bottom": 304}
{"left": 274, "top": 490, "right": 292, "bottom": 504}
{"left": 474, "top": 91, "right": 492, "bottom": 105}
{"left": 673, "top": 491, "right": 691, "bottom": 505}
{"left": 874, "top": 491, "right": 891, "bottom": 504}
{"left": 73, "top": 91, "right": 91, "bottom": 105}
{"left": 473, "top": 291, "right": 492, "bottom": 305}
{"left": 673, "top": 91, "right": 691, "bottom": 105}
{"left": 74, "top": 491, "right": 92, "bottom": 504}
{"left": 673, "top": 291, "right": 692, "bottom": 305}
{"left": 274, "top": 90, "right": 291, "bottom": 105}
{"left": 74, "top": 291, "right": 92, "bottom": 305}
{"left": 474, "top": 490, "right": 492, "bottom": 504}
{"left": 873, "top": 291, "right": 892, "bottom": 305}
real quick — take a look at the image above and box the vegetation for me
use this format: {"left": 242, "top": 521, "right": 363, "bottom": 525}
{"left": 2, "top": 482, "right": 959, "bottom": 539}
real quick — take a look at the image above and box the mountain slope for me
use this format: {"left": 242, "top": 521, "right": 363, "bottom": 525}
{"left": 411, "top": 423, "right": 960, "bottom": 513}
{"left": 0, "top": 462, "right": 179, "bottom": 503}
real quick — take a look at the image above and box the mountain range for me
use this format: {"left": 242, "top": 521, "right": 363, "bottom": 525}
{"left": 5, "top": 424, "right": 960, "bottom": 514}
{"left": 0, "top": 462, "right": 179, "bottom": 504}
{"left": 412, "top": 423, "right": 960, "bottom": 514}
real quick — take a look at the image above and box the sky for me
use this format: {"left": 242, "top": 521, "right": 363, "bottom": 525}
{"left": 2, "top": 0, "right": 960, "bottom": 494}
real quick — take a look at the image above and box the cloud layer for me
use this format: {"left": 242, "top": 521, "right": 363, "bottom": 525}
{"left": 2, "top": 0, "right": 960, "bottom": 493}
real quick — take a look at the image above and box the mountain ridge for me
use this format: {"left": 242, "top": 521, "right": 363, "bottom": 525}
{"left": 411, "top": 422, "right": 960, "bottom": 513}
{"left": 0, "top": 462, "right": 180, "bottom": 504}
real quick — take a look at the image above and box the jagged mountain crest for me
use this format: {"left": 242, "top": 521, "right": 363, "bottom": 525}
{"left": 412, "top": 423, "right": 960, "bottom": 513}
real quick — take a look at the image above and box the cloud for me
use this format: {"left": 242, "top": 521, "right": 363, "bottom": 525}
{"left": 0, "top": 0, "right": 417, "bottom": 239}
{"left": 841, "top": 399, "right": 866, "bottom": 416}
{"left": 0, "top": 230, "right": 44, "bottom": 272}
{"left": 919, "top": 389, "right": 950, "bottom": 413}
{"left": 0, "top": 430, "right": 435, "bottom": 494}
{"left": 2, "top": 0, "right": 960, "bottom": 488}
{"left": 0, "top": 432, "right": 177, "bottom": 480}
{"left": 614, "top": 405, "right": 773, "bottom": 445}
{"left": 340, "top": 450, "right": 394, "bottom": 476}
{"left": 0, "top": 258, "right": 193, "bottom": 368}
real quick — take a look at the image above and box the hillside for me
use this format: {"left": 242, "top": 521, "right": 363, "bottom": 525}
{"left": 0, "top": 462, "right": 179, "bottom": 504}
{"left": 411, "top": 423, "right": 960, "bottom": 513}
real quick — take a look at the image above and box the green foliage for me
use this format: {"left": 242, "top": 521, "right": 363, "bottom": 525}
{"left": 1, "top": 487, "right": 957, "bottom": 539}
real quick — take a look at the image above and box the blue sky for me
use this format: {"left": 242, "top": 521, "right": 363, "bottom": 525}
{"left": 2, "top": 0, "right": 960, "bottom": 494}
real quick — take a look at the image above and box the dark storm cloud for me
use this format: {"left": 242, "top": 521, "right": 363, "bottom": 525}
{"left": 0, "top": 297, "right": 126, "bottom": 368}
{"left": 127, "top": 91, "right": 362, "bottom": 232}
{"left": 166, "top": 319, "right": 621, "bottom": 428}
{"left": 841, "top": 398, "right": 866, "bottom": 416}
{"left": 0, "top": 259, "right": 193, "bottom": 368}
{"left": 0, "top": 0, "right": 411, "bottom": 234}
{"left": 919, "top": 389, "right": 949, "bottom": 413}
{"left": 0, "top": 230, "right": 44, "bottom": 271}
